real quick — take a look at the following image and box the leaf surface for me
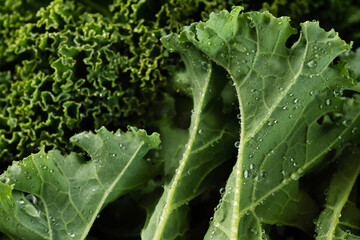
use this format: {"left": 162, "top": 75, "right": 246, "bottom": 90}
{"left": 315, "top": 149, "right": 360, "bottom": 240}
{"left": 176, "top": 7, "right": 360, "bottom": 239}
{"left": 141, "top": 34, "right": 237, "bottom": 239}
{"left": 0, "top": 127, "right": 160, "bottom": 240}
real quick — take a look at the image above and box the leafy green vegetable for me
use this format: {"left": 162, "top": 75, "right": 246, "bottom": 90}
{"left": 2, "top": 1, "right": 360, "bottom": 240}
{"left": 170, "top": 6, "right": 360, "bottom": 239}
{"left": 315, "top": 149, "right": 360, "bottom": 240}
{"left": 142, "top": 33, "right": 237, "bottom": 239}
{"left": 0, "top": 127, "right": 160, "bottom": 239}
{"left": 0, "top": 0, "right": 241, "bottom": 166}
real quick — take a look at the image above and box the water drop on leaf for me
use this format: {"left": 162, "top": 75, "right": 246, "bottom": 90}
{"left": 307, "top": 60, "right": 317, "bottom": 68}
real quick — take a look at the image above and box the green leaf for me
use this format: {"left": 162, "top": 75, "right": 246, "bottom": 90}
{"left": 141, "top": 33, "right": 237, "bottom": 239}
{"left": 176, "top": 7, "right": 360, "bottom": 239}
{"left": 315, "top": 149, "right": 360, "bottom": 240}
{"left": 0, "top": 127, "right": 160, "bottom": 240}
{"left": 342, "top": 47, "right": 360, "bottom": 81}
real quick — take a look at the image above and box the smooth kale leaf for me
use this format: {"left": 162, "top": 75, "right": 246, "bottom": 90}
{"left": 141, "top": 33, "right": 237, "bottom": 239}
{"left": 315, "top": 149, "right": 360, "bottom": 240}
{"left": 177, "top": 7, "right": 360, "bottom": 239}
{"left": 342, "top": 47, "right": 360, "bottom": 81}
{"left": 0, "top": 127, "right": 160, "bottom": 240}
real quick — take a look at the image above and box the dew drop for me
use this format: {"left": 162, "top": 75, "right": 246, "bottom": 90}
{"left": 352, "top": 127, "right": 358, "bottom": 135}
{"left": 244, "top": 170, "right": 249, "bottom": 179}
{"left": 18, "top": 200, "right": 25, "bottom": 205}
{"left": 0, "top": 176, "right": 10, "bottom": 184}
{"left": 26, "top": 194, "right": 37, "bottom": 205}
{"left": 325, "top": 99, "right": 331, "bottom": 105}
{"left": 290, "top": 173, "right": 299, "bottom": 180}
{"left": 260, "top": 171, "right": 267, "bottom": 178}
{"left": 342, "top": 119, "right": 351, "bottom": 127}
{"left": 307, "top": 60, "right": 317, "bottom": 68}
{"left": 249, "top": 163, "right": 254, "bottom": 170}
{"left": 234, "top": 141, "right": 240, "bottom": 148}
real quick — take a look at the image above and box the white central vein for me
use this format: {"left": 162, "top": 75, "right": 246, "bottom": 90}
{"left": 229, "top": 25, "right": 309, "bottom": 239}
{"left": 152, "top": 62, "right": 212, "bottom": 240}
{"left": 80, "top": 141, "right": 144, "bottom": 240}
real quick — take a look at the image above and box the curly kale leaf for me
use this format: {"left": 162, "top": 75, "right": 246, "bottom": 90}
{"left": 0, "top": 0, "right": 246, "bottom": 168}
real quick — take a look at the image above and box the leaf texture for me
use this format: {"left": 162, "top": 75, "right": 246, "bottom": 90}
{"left": 141, "top": 34, "right": 237, "bottom": 239}
{"left": 174, "top": 7, "right": 360, "bottom": 239}
{"left": 0, "top": 127, "right": 160, "bottom": 240}
{"left": 315, "top": 149, "right": 360, "bottom": 240}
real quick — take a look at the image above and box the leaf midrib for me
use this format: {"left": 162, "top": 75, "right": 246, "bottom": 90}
{"left": 228, "top": 23, "right": 309, "bottom": 239}
{"left": 151, "top": 61, "right": 212, "bottom": 240}
{"left": 79, "top": 141, "right": 144, "bottom": 240}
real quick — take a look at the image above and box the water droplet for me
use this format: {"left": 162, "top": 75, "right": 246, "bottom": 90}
{"left": 249, "top": 163, "right": 254, "bottom": 169}
{"left": 198, "top": 129, "right": 203, "bottom": 134}
{"left": 309, "top": 90, "right": 314, "bottom": 95}
{"left": 282, "top": 106, "right": 288, "bottom": 110}
{"left": 248, "top": 154, "right": 253, "bottom": 158}
{"left": 26, "top": 194, "right": 37, "bottom": 205}
{"left": 307, "top": 60, "right": 317, "bottom": 68}
{"left": 293, "top": 98, "right": 299, "bottom": 104}
{"left": 234, "top": 141, "right": 240, "bottom": 148}
{"left": 249, "top": 22, "right": 255, "bottom": 28}
{"left": 68, "top": 233, "right": 75, "bottom": 238}
{"left": 325, "top": 99, "right": 331, "bottom": 105}
{"left": 291, "top": 173, "right": 299, "bottom": 180}
{"left": 342, "top": 119, "right": 351, "bottom": 127}
{"left": 0, "top": 176, "right": 10, "bottom": 184}
{"left": 352, "top": 127, "right": 358, "bottom": 135}
{"left": 18, "top": 200, "right": 25, "bottom": 205}
{"left": 244, "top": 170, "right": 249, "bottom": 179}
